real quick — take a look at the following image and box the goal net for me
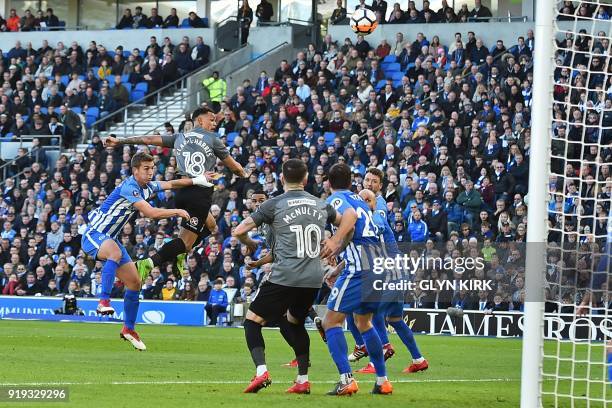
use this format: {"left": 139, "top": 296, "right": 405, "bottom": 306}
{"left": 526, "top": 1, "right": 612, "bottom": 407}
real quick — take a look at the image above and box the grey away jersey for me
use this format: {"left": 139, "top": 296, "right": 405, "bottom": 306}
{"left": 161, "top": 128, "right": 229, "bottom": 177}
{"left": 251, "top": 190, "right": 337, "bottom": 288}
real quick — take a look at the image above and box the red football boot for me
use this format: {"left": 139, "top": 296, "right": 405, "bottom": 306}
{"left": 286, "top": 381, "right": 310, "bottom": 394}
{"left": 96, "top": 299, "right": 115, "bottom": 315}
{"left": 348, "top": 345, "right": 368, "bottom": 362}
{"left": 355, "top": 362, "right": 376, "bottom": 374}
{"left": 243, "top": 372, "right": 272, "bottom": 393}
{"left": 383, "top": 343, "right": 396, "bottom": 361}
{"left": 120, "top": 326, "right": 146, "bottom": 351}
{"left": 403, "top": 358, "right": 429, "bottom": 373}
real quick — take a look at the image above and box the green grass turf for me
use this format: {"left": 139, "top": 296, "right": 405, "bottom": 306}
{"left": 0, "top": 319, "right": 601, "bottom": 408}
{"left": 0, "top": 320, "right": 520, "bottom": 408}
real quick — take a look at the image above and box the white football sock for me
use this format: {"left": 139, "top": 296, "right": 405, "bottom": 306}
{"left": 296, "top": 375, "right": 308, "bottom": 384}
{"left": 413, "top": 357, "right": 425, "bottom": 364}
{"left": 376, "top": 376, "right": 388, "bottom": 386}
{"left": 256, "top": 365, "right": 267, "bottom": 376}
{"left": 340, "top": 373, "right": 353, "bottom": 384}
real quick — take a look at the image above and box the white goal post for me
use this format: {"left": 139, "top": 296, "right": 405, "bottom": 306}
{"left": 522, "top": 1, "right": 612, "bottom": 407}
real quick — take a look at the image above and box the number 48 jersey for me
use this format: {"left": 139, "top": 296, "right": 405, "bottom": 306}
{"left": 161, "top": 127, "right": 229, "bottom": 177}
{"left": 327, "top": 190, "right": 381, "bottom": 275}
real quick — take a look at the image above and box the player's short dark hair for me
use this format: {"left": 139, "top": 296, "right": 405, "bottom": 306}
{"left": 131, "top": 152, "right": 154, "bottom": 168}
{"left": 366, "top": 167, "right": 384, "bottom": 182}
{"left": 191, "top": 106, "right": 215, "bottom": 120}
{"left": 252, "top": 188, "right": 266, "bottom": 196}
{"left": 329, "top": 163, "right": 352, "bottom": 190}
{"left": 281, "top": 158, "right": 308, "bottom": 184}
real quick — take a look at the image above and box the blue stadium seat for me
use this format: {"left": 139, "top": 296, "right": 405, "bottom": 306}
{"left": 92, "top": 67, "right": 100, "bottom": 78}
{"left": 405, "top": 62, "right": 416, "bottom": 70}
{"left": 226, "top": 132, "right": 238, "bottom": 147}
{"left": 246, "top": 114, "right": 253, "bottom": 121}
{"left": 130, "top": 83, "right": 148, "bottom": 102}
{"left": 122, "top": 51, "right": 131, "bottom": 58}
{"left": 134, "top": 82, "right": 148, "bottom": 92}
{"left": 41, "top": 107, "right": 48, "bottom": 114}
{"left": 85, "top": 107, "right": 99, "bottom": 128}
{"left": 106, "top": 76, "right": 115, "bottom": 86}
{"left": 202, "top": 17, "right": 209, "bottom": 27}
{"left": 121, "top": 74, "right": 130, "bottom": 83}
{"left": 123, "top": 83, "right": 132, "bottom": 93}
{"left": 107, "top": 51, "right": 115, "bottom": 58}
{"left": 385, "top": 63, "right": 401, "bottom": 72}
{"left": 324, "top": 132, "right": 336, "bottom": 146}
{"left": 71, "top": 107, "right": 82, "bottom": 114}
{"left": 180, "top": 18, "right": 190, "bottom": 27}
{"left": 22, "top": 115, "right": 28, "bottom": 123}
{"left": 375, "top": 79, "right": 387, "bottom": 91}
{"left": 139, "top": 51, "right": 145, "bottom": 58}
{"left": 383, "top": 55, "right": 397, "bottom": 63}
{"left": 391, "top": 71, "right": 405, "bottom": 81}
{"left": 60, "top": 75, "right": 69, "bottom": 86}
{"left": 392, "top": 80, "right": 403, "bottom": 88}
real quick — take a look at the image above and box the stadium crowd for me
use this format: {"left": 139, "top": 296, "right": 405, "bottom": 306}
{"left": 0, "top": 34, "right": 211, "bottom": 147}
{"left": 0, "top": 3, "right": 610, "bottom": 317}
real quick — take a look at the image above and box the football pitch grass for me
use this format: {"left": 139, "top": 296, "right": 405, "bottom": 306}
{"left": 0, "top": 319, "right": 605, "bottom": 408}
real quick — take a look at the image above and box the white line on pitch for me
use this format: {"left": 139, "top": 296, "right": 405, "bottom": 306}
{"left": 0, "top": 378, "right": 519, "bottom": 386}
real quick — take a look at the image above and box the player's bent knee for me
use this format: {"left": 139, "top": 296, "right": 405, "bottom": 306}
{"left": 323, "top": 310, "right": 344, "bottom": 329}
{"left": 245, "top": 310, "right": 266, "bottom": 325}
{"left": 354, "top": 314, "right": 373, "bottom": 332}
{"left": 98, "top": 240, "right": 122, "bottom": 263}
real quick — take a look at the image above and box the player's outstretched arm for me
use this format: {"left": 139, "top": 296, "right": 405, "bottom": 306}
{"left": 222, "top": 156, "right": 248, "bottom": 178}
{"left": 232, "top": 217, "right": 259, "bottom": 252}
{"left": 321, "top": 207, "right": 357, "bottom": 259}
{"left": 158, "top": 172, "right": 216, "bottom": 190}
{"left": 105, "top": 134, "right": 164, "bottom": 147}
{"left": 133, "top": 200, "right": 190, "bottom": 221}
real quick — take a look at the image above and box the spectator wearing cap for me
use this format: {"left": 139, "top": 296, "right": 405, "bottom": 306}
{"left": 426, "top": 199, "right": 447, "bottom": 241}
{"left": 205, "top": 278, "right": 228, "bottom": 325}
{"left": 202, "top": 71, "right": 227, "bottom": 112}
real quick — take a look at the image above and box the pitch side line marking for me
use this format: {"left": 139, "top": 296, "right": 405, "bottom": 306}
{"left": 0, "top": 379, "right": 520, "bottom": 386}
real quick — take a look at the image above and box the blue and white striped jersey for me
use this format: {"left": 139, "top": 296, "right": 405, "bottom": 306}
{"left": 327, "top": 190, "right": 380, "bottom": 275}
{"left": 87, "top": 176, "right": 162, "bottom": 239}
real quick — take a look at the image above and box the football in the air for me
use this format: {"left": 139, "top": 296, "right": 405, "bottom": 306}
{"left": 350, "top": 8, "right": 378, "bottom": 35}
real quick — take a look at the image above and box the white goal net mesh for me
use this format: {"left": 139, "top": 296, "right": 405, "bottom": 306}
{"left": 541, "top": 1, "right": 611, "bottom": 407}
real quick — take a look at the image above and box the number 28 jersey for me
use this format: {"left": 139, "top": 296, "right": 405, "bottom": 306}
{"left": 327, "top": 190, "right": 380, "bottom": 275}
{"left": 161, "top": 127, "right": 229, "bottom": 177}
